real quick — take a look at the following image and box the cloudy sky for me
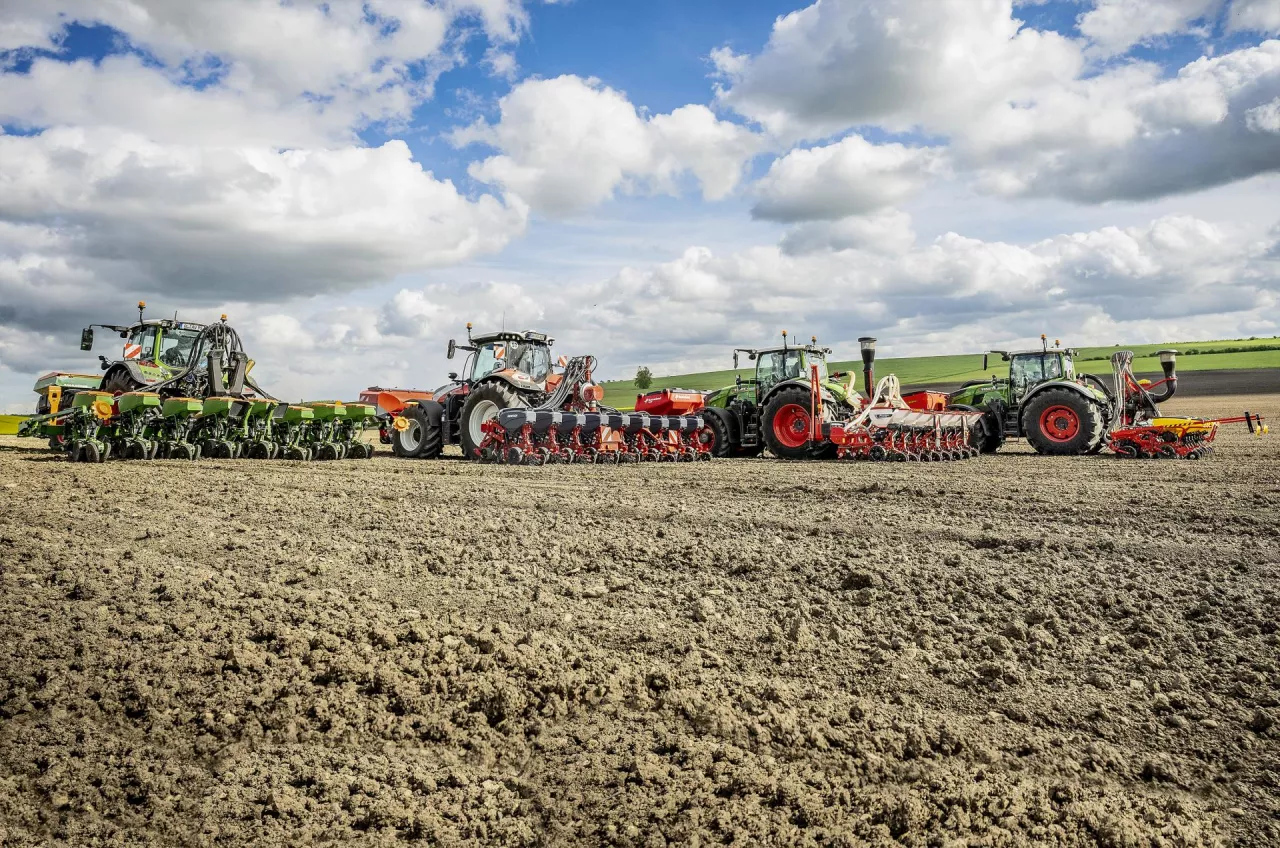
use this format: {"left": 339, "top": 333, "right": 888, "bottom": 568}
{"left": 1, "top": 0, "right": 1278, "bottom": 409}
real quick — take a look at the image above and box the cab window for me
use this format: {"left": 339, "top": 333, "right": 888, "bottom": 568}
{"left": 157, "top": 327, "right": 201, "bottom": 368}
{"left": 517, "top": 346, "right": 550, "bottom": 381}
{"left": 757, "top": 351, "right": 806, "bottom": 391}
{"left": 127, "top": 326, "right": 158, "bottom": 360}
{"left": 1011, "top": 355, "right": 1054, "bottom": 385}
{"left": 756, "top": 351, "right": 783, "bottom": 391}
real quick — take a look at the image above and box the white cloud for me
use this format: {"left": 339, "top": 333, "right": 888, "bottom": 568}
{"left": 753, "top": 135, "right": 947, "bottom": 222}
{"left": 1228, "top": 0, "right": 1280, "bottom": 33}
{"left": 0, "top": 128, "right": 528, "bottom": 302}
{"left": 717, "top": 1, "right": 1280, "bottom": 204}
{"left": 454, "top": 75, "right": 762, "bottom": 217}
{"left": 0, "top": 0, "right": 536, "bottom": 403}
{"left": 0, "top": 55, "right": 351, "bottom": 147}
{"left": 1247, "top": 95, "right": 1280, "bottom": 129}
{"left": 199, "top": 210, "right": 1278, "bottom": 403}
{"left": 779, "top": 210, "right": 917, "bottom": 256}
{"left": 1079, "top": 0, "right": 1222, "bottom": 57}
{"left": 715, "top": 0, "right": 1082, "bottom": 141}
{"left": 0, "top": 0, "right": 540, "bottom": 133}
{"left": 963, "top": 40, "right": 1280, "bottom": 201}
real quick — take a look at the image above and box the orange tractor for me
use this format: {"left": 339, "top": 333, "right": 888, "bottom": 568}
{"left": 379, "top": 325, "right": 714, "bottom": 464}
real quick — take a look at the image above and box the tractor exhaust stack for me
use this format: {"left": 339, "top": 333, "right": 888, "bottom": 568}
{"left": 1150, "top": 350, "right": 1178, "bottom": 402}
{"left": 859, "top": 337, "right": 877, "bottom": 397}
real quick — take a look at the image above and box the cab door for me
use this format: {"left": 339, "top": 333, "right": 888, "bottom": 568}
{"left": 124, "top": 326, "right": 158, "bottom": 363}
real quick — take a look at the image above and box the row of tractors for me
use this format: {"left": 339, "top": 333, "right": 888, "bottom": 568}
{"left": 17, "top": 303, "right": 1267, "bottom": 464}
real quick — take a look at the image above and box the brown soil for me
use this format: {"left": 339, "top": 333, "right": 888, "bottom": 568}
{"left": 1, "top": 395, "right": 1277, "bottom": 847}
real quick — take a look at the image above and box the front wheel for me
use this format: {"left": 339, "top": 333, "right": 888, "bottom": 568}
{"left": 460, "top": 382, "right": 526, "bottom": 460}
{"left": 1022, "top": 388, "right": 1105, "bottom": 456}
{"left": 699, "top": 409, "right": 734, "bottom": 458}
{"left": 761, "top": 385, "right": 820, "bottom": 460}
{"left": 949, "top": 403, "right": 1002, "bottom": 453}
{"left": 391, "top": 401, "right": 443, "bottom": 459}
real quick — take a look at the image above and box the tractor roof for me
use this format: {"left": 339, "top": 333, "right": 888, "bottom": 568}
{"left": 1004, "top": 348, "right": 1078, "bottom": 357}
{"left": 470, "top": 330, "right": 554, "bottom": 346}
{"left": 140, "top": 318, "right": 206, "bottom": 331}
{"left": 746, "top": 344, "right": 830, "bottom": 356}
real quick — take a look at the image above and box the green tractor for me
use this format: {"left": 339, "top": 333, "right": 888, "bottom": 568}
{"left": 948, "top": 337, "right": 1156, "bottom": 456}
{"left": 699, "top": 332, "right": 867, "bottom": 459}
{"left": 35, "top": 301, "right": 210, "bottom": 417}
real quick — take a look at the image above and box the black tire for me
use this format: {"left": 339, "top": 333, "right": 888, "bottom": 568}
{"left": 949, "top": 403, "right": 1002, "bottom": 453}
{"left": 809, "top": 441, "right": 839, "bottom": 459}
{"left": 761, "top": 384, "right": 819, "bottom": 460}
{"left": 101, "top": 368, "right": 142, "bottom": 395}
{"left": 392, "top": 401, "right": 443, "bottom": 459}
{"left": 460, "top": 382, "right": 527, "bottom": 461}
{"left": 700, "top": 409, "right": 734, "bottom": 458}
{"left": 1022, "top": 387, "right": 1105, "bottom": 456}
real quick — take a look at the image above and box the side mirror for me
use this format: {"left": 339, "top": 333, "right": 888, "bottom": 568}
{"left": 80, "top": 328, "right": 94, "bottom": 351}
{"left": 733, "top": 352, "right": 738, "bottom": 369}
{"left": 446, "top": 339, "right": 456, "bottom": 360}
{"left": 448, "top": 372, "right": 458, "bottom": 381}
{"left": 982, "top": 353, "right": 988, "bottom": 371}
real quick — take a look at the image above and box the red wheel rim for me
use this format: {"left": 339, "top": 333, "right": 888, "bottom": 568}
{"left": 772, "top": 403, "right": 811, "bottom": 448}
{"left": 1040, "top": 404, "right": 1080, "bottom": 442}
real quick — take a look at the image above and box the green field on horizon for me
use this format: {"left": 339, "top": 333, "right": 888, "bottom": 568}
{"left": 601, "top": 337, "right": 1280, "bottom": 409}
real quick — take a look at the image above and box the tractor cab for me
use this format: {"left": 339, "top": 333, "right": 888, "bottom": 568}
{"left": 80, "top": 302, "right": 207, "bottom": 374}
{"left": 968, "top": 337, "right": 1079, "bottom": 406}
{"left": 725, "top": 332, "right": 839, "bottom": 406}
{"left": 1004, "top": 349, "right": 1075, "bottom": 402}
{"left": 449, "top": 327, "right": 556, "bottom": 391}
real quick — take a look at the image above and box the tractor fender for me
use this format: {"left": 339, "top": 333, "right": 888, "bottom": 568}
{"left": 1022, "top": 380, "right": 1105, "bottom": 408}
{"left": 100, "top": 361, "right": 151, "bottom": 392}
{"left": 759, "top": 378, "right": 829, "bottom": 410}
{"left": 489, "top": 370, "right": 543, "bottom": 393}
{"left": 701, "top": 406, "right": 740, "bottom": 448}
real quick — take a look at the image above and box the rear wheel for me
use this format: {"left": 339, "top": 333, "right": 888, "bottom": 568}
{"left": 1022, "top": 388, "right": 1105, "bottom": 456}
{"left": 460, "top": 382, "right": 526, "bottom": 461}
{"left": 762, "top": 385, "right": 818, "bottom": 460}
